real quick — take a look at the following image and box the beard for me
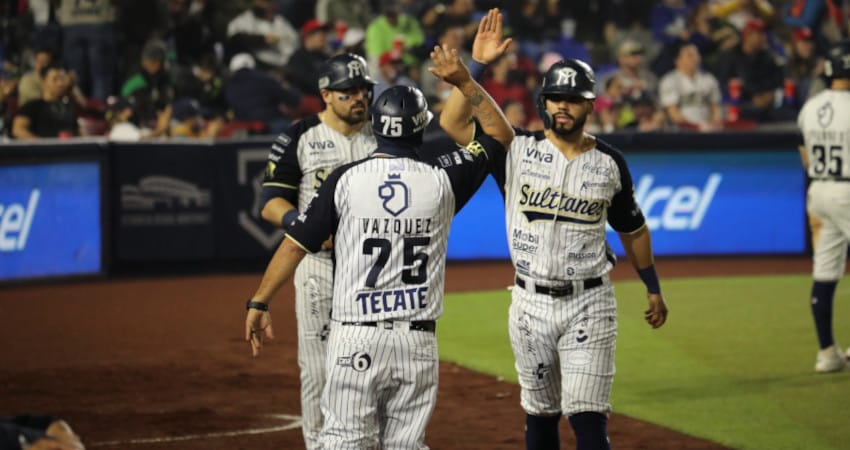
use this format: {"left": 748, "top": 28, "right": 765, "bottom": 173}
{"left": 334, "top": 101, "right": 369, "bottom": 125}
{"left": 550, "top": 112, "right": 587, "bottom": 138}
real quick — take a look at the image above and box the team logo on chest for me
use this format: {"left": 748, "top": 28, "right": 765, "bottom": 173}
{"left": 518, "top": 183, "right": 605, "bottom": 224}
{"left": 378, "top": 174, "right": 409, "bottom": 216}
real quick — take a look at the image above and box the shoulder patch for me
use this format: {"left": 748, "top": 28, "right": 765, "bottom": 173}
{"left": 465, "top": 140, "right": 487, "bottom": 158}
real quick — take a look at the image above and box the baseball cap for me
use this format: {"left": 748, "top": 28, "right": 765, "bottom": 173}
{"left": 617, "top": 39, "right": 644, "bottom": 56}
{"left": 793, "top": 26, "right": 813, "bottom": 41}
{"left": 172, "top": 98, "right": 201, "bottom": 121}
{"left": 379, "top": 50, "right": 403, "bottom": 66}
{"left": 301, "top": 19, "right": 330, "bottom": 38}
{"left": 142, "top": 41, "right": 167, "bottom": 62}
{"left": 342, "top": 27, "right": 366, "bottom": 48}
{"left": 229, "top": 53, "right": 256, "bottom": 72}
{"left": 742, "top": 18, "right": 767, "bottom": 34}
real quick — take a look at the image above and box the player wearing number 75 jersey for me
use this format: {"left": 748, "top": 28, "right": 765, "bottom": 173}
{"left": 797, "top": 40, "right": 850, "bottom": 373}
{"left": 244, "top": 45, "right": 513, "bottom": 449}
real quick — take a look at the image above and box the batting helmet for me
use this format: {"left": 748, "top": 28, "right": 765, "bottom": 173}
{"left": 317, "top": 53, "right": 376, "bottom": 91}
{"left": 371, "top": 86, "right": 433, "bottom": 138}
{"left": 824, "top": 40, "right": 850, "bottom": 79}
{"left": 536, "top": 58, "right": 596, "bottom": 128}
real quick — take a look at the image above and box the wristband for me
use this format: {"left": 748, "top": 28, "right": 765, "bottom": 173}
{"left": 281, "top": 209, "right": 300, "bottom": 230}
{"left": 468, "top": 60, "right": 486, "bottom": 82}
{"left": 246, "top": 300, "right": 269, "bottom": 311}
{"left": 637, "top": 265, "right": 661, "bottom": 294}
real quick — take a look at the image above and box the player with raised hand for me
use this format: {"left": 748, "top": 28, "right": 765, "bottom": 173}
{"left": 245, "top": 43, "right": 513, "bottom": 448}
{"left": 439, "top": 8, "right": 668, "bottom": 450}
{"left": 797, "top": 39, "right": 850, "bottom": 373}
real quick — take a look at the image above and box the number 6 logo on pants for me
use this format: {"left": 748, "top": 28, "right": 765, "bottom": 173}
{"left": 338, "top": 352, "right": 373, "bottom": 372}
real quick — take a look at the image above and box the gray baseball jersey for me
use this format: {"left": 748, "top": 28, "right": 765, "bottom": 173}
{"left": 261, "top": 114, "right": 376, "bottom": 449}
{"left": 286, "top": 132, "right": 501, "bottom": 448}
{"left": 489, "top": 129, "right": 645, "bottom": 416}
{"left": 798, "top": 90, "right": 850, "bottom": 280}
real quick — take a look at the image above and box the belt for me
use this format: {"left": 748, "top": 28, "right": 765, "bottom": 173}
{"left": 813, "top": 178, "right": 850, "bottom": 182}
{"left": 514, "top": 275, "right": 603, "bottom": 297}
{"left": 341, "top": 320, "right": 436, "bottom": 333}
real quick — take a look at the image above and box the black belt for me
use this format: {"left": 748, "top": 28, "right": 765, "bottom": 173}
{"left": 341, "top": 320, "right": 436, "bottom": 333}
{"left": 814, "top": 178, "right": 850, "bottom": 182}
{"left": 514, "top": 275, "right": 603, "bottom": 297}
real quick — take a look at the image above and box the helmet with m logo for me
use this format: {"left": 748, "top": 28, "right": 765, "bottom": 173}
{"left": 536, "top": 58, "right": 596, "bottom": 128}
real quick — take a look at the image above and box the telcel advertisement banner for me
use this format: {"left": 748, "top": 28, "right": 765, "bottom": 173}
{"left": 0, "top": 162, "right": 102, "bottom": 280}
{"left": 447, "top": 150, "right": 805, "bottom": 259}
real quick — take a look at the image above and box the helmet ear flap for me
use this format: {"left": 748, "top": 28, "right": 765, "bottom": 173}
{"left": 536, "top": 95, "right": 552, "bottom": 129}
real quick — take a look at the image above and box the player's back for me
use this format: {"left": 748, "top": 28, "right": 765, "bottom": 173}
{"left": 331, "top": 156, "right": 456, "bottom": 324}
{"left": 798, "top": 89, "right": 850, "bottom": 180}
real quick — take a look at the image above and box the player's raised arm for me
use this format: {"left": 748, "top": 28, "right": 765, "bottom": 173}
{"left": 438, "top": 8, "right": 511, "bottom": 146}
{"left": 429, "top": 43, "right": 513, "bottom": 148}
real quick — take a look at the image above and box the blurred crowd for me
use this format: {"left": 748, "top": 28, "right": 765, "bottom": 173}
{"left": 0, "top": 0, "right": 844, "bottom": 141}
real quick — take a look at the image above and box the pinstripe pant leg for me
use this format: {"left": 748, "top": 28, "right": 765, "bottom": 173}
{"left": 380, "top": 330, "right": 438, "bottom": 450}
{"left": 294, "top": 257, "right": 334, "bottom": 450}
{"left": 508, "top": 288, "right": 564, "bottom": 416}
{"left": 559, "top": 283, "right": 617, "bottom": 416}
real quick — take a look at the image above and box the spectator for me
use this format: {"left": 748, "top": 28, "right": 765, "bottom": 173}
{"left": 373, "top": 50, "right": 418, "bottom": 100}
{"left": 786, "top": 26, "right": 826, "bottom": 105}
{"left": 714, "top": 18, "right": 784, "bottom": 101}
{"left": 420, "top": 0, "right": 477, "bottom": 43}
{"left": 600, "top": 39, "right": 658, "bottom": 102}
{"left": 17, "top": 43, "right": 58, "bottom": 107}
{"left": 315, "top": 0, "right": 372, "bottom": 29}
{"left": 12, "top": 63, "right": 79, "bottom": 139}
{"left": 286, "top": 19, "right": 332, "bottom": 97}
{"left": 0, "top": 413, "right": 85, "bottom": 450}
{"left": 106, "top": 97, "right": 171, "bottom": 142}
{"left": 174, "top": 53, "right": 228, "bottom": 119}
{"left": 593, "top": 75, "right": 628, "bottom": 133}
{"left": 339, "top": 27, "right": 366, "bottom": 57}
{"left": 648, "top": 0, "right": 701, "bottom": 76}
{"left": 56, "top": 0, "right": 117, "bottom": 101}
{"left": 120, "top": 40, "right": 174, "bottom": 137}
{"left": 658, "top": 42, "right": 724, "bottom": 131}
{"left": 501, "top": 98, "right": 527, "bottom": 127}
{"left": 504, "top": 0, "right": 562, "bottom": 60}
{"left": 420, "top": 23, "right": 470, "bottom": 100}
{"left": 226, "top": 0, "right": 300, "bottom": 73}
{"left": 624, "top": 91, "right": 666, "bottom": 131}
{"left": 686, "top": 1, "right": 739, "bottom": 69}
{"left": 481, "top": 50, "right": 536, "bottom": 126}
{"left": 737, "top": 74, "right": 798, "bottom": 123}
{"left": 783, "top": 0, "right": 845, "bottom": 51}
{"left": 364, "top": 3, "right": 425, "bottom": 73}
{"left": 224, "top": 52, "right": 301, "bottom": 135}
{"left": 709, "top": 0, "right": 776, "bottom": 31}
{"left": 170, "top": 97, "right": 224, "bottom": 138}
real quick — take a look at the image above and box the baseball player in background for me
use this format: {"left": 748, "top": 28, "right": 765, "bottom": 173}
{"left": 440, "top": 9, "right": 668, "bottom": 449}
{"left": 797, "top": 40, "right": 850, "bottom": 373}
{"left": 258, "top": 53, "right": 377, "bottom": 448}
{"left": 245, "top": 45, "right": 513, "bottom": 448}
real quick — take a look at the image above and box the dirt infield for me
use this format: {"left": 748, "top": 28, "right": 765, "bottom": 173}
{"left": 0, "top": 256, "right": 811, "bottom": 449}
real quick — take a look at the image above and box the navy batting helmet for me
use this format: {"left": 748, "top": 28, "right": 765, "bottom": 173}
{"left": 536, "top": 59, "right": 596, "bottom": 128}
{"left": 825, "top": 40, "right": 850, "bottom": 79}
{"left": 371, "top": 86, "right": 433, "bottom": 138}
{"left": 317, "top": 53, "right": 376, "bottom": 91}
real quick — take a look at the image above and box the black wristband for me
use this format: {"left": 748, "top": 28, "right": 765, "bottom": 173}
{"left": 246, "top": 300, "right": 269, "bottom": 311}
{"left": 469, "top": 60, "right": 486, "bottom": 82}
{"left": 637, "top": 265, "right": 661, "bottom": 294}
{"left": 281, "top": 209, "right": 300, "bottom": 230}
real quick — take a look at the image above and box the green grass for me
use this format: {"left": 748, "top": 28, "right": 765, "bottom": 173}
{"left": 438, "top": 275, "right": 850, "bottom": 450}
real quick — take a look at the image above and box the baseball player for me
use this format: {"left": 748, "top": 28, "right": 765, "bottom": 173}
{"left": 797, "top": 39, "right": 850, "bottom": 373}
{"left": 440, "top": 9, "right": 668, "bottom": 449}
{"left": 258, "top": 53, "right": 377, "bottom": 448}
{"left": 245, "top": 46, "right": 513, "bottom": 448}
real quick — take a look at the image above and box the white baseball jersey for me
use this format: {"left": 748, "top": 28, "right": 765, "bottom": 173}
{"left": 490, "top": 130, "right": 645, "bottom": 283}
{"left": 798, "top": 89, "right": 850, "bottom": 281}
{"left": 658, "top": 69, "right": 722, "bottom": 124}
{"left": 490, "top": 129, "right": 645, "bottom": 418}
{"left": 261, "top": 114, "right": 375, "bottom": 449}
{"left": 287, "top": 133, "right": 502, "bottom": 448}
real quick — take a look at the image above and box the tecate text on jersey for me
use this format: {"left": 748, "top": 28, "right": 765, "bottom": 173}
{"left": 355, "top": 287, "right": 429, "bottom": 315}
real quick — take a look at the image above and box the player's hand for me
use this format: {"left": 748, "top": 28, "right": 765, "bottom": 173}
{"left": 246, "top": 307, "right": 274, "bottom": 357}
{"left": 28, "top": 438, "right": 79, "bottom": 450}
{"left": 471, "top": 8, "right": 512, "bottom": 65}
{"left": 428, "top": 44, "right": 471, "bottom": 87}
{"left": 45, "top": 420, "right": 85, "bottom": 450}
{"left": 644, "top": 293, "right": 668, "bottom": 329}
